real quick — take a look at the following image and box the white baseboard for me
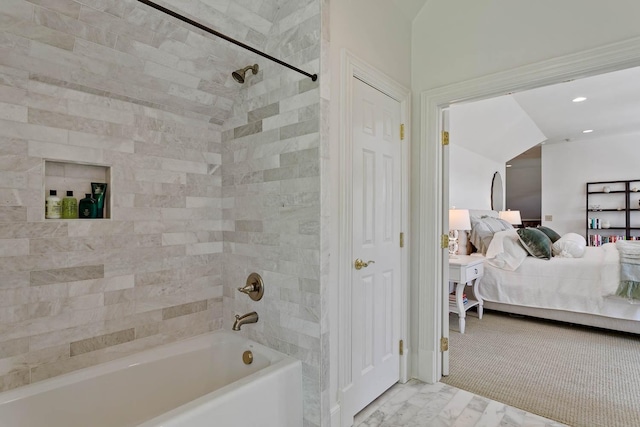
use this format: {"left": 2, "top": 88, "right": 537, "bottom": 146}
{"left": 330, "top": 404, "right": 341, "bottom": 427}
{"left": 417, "top": 348, "right": 439, "bottom": 383}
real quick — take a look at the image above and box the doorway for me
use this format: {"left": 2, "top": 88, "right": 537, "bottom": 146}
{"left": 414, "top": 37, "right": 640, "bottom": 383}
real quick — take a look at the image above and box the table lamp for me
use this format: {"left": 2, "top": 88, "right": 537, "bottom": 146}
{"left": 499, "top": 209, "right": 522, "bottom": 227}
{"left": 449, "top": 208, "right": 471, "bottom": 258}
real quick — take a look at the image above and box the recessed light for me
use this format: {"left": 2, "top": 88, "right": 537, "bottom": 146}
{"left": 506, "top": 164, "right": 512, "bottom": 168}
{"left": 583, "top": 129, "right": 594, "bottom": 133}
{"left": 572, "top": 97, "right": 587, "bottom": 103}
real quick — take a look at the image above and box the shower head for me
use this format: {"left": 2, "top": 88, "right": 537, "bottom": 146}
{"left": 232, "top": 64, "right": 259, "bottom": 84}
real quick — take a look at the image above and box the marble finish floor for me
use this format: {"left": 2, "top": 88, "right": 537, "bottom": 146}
{"left": 354, "top": 380, "right": 567, "bottom": 427}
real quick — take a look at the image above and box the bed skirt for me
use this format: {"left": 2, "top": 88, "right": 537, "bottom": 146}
{"left": 483, "top": 301, "right": 640, "bottom": 335}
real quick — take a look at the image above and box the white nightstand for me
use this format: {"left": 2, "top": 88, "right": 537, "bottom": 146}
{"left": 448, "top": 255, "right": 484, "bottom": 334}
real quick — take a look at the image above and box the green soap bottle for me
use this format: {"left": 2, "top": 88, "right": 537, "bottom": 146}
{"left": 78, "top": 193, "right": 97, "bottom": 219}
{"left": 61, "top": 191, "right": 78, "bottom": 219}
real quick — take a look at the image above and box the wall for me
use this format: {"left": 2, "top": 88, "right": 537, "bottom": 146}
{"left": 329, "top": 1, "right": 411, "bottom": 88}
{"left": 0, "top": 0, "right": 236, "bottom": 391}
{"left": 448, "top": 145, "right": 504, "bottom": 210}
{"left": 506, "top": 156, "right": 541, "bottom": 222}
{"left": 449, "top": 95, "right": 547, "bottom": 165}
{"left": 0, "top": 1, "right": 329, "bottom": 425}
{"left": 220, "top": 0, "right": 324, "bottom": 425}
{"left": 0, "top": 0, "right": 326, "bottom": 413}
{"left": 412, "top": 0, "right": 640, "bottom": 92}
{"left": 328, "top": 0, "right": 411, "bottom": 423}
{"left": 542, "top": 133, "right": 640, "bottom": 236}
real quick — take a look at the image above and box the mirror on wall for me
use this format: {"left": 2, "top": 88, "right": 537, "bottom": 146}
{"left": 491, "top": 171, "right": 504, "bottom": 211}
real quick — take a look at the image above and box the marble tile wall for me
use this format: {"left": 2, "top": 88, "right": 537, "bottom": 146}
{"left": 0, "top": 1, "right": 329, "bottom": 424}
{"left": 0, "top": 0, "right": 289, "bottom": 393}
{"left": 1, "top": 0, "right": 328, "bottom": 425}
{"left": 221, "top": 0, "right": 324, "bottom": 425}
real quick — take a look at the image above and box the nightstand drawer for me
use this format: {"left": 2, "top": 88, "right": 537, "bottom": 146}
{"left": 464, "top": 263, "right": 483, "bottom": 281}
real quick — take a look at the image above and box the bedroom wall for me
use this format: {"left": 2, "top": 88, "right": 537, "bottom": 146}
{"left": 542, "top": 133, "right": 640, "bottom": 236}
{"left": 449, "top": 144, "right": 504, "bottom": 211}
{"left": 506, "top": 156, "right": 541, "bottom": 222}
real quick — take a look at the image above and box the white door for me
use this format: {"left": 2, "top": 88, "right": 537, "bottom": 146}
{"left": 344, "top": 77, "right": 403, "bottom": 421}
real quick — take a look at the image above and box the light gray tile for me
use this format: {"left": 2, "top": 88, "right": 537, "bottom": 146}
{"left": 69, "top": 328, "right": 135, "bottom": 356}
{"left": 30, "top": 264, "right": 104, "bottom": 286}
{"left": 248, "top": 102, "right": 279, "bottom": 122}
{"left": 234, "top": 121, "right": 263, "bottom": 138}
{"left": 0, "top": 207, "right": 28, "bottom": 223}
{"left": 29, "top": 0, "right": 82, "bottom": 19}
{"left": 161, "top": 300, "right": 208, "bottom": 320}
{"left": 143, "top": 61, "right": 200, "bottom": 88}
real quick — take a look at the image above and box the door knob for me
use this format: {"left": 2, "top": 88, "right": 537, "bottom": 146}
{"left": 354, "top": 259, "right": 375, "bottom": 270}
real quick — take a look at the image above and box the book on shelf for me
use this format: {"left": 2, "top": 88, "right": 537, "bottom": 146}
{"left": 449, "top": 292, "right": 467, "bottom": 305}
{"left": 588, "top": 234, "right": 640, "bottom": 246}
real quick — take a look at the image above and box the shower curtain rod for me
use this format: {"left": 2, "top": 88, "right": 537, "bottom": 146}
{"left": 136, "top": 0, "right": 318, "bottom": 82}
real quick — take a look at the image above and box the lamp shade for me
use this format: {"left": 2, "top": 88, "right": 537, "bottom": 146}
{"left": 499, "top": 209, "right": 522, "bottom": 225}
{"left": 449, "top": 209, "right": 471, "bottom": 231}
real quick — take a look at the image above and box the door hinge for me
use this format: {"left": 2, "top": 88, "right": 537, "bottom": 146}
{"left": 399, "top": 339, "right": 404, "bottom": 356}
{"left": 441, "top": 234, "right": 449, "bottom": 249}
{"left": 440, "top": 337, "right": 449, "bottom": 352}
{"left": 442, "top": 130, "right": 449, "bottom": 146}
{"left": 400, "top": 123, "right": 405, "bottom": 141}
{"left": 399, "top": 232, "right": 404, "bottom": 248}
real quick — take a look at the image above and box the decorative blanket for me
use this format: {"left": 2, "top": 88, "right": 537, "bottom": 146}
{"left": 615, "top": 240, "right": 640, "bottom": 301}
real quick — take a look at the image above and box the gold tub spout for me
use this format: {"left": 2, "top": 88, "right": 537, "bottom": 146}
{"left": 232, "top": 312, "right": 259, "bottom": 331}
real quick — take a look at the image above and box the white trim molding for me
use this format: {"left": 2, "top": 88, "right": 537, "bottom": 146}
{"left": 416, "top": 36, "right": 640, "bottom": 384}
{"left": 337, "top": 49, "right": 411, "bottom": 426}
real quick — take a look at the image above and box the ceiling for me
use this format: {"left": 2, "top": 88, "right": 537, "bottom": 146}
{"left": 450, "top": 65, "right": 640, "bottom": 161}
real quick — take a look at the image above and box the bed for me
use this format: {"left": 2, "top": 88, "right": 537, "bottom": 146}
{"left": 464, "top": 210, "right": 640, "bottom": 334}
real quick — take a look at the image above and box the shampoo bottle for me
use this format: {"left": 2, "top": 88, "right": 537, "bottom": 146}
{"left": 61, "top": 191, "right": 78, "bottom": 219}
{"left": 45, "top": 190, "right": 61, "bottom": 219}
{"left": 91, "top": 182, "right": 107, "bottom": 218}
{"left": 78, "top": 193, "right": 97, "bottom": 219}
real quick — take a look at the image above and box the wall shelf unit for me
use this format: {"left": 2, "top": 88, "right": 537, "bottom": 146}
{"left": 586, "top": 179, "right": 640, "bottom": 246}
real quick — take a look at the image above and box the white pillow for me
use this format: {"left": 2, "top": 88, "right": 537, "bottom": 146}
{"left": 469, "top": 216, "right": 513, "bottom": 254}
{"left": 485, "top": 229, "right": 528, "bottom": 271}
{"left": 485, "top": 229, "right": 518, "bottom": 258}
{"left": 552, "top": 233, "right": 586, "bottom": 258}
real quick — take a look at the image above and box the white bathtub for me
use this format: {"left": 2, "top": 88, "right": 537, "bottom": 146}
{"left": 0, "top": 330, "right": 302, "bottom": 427}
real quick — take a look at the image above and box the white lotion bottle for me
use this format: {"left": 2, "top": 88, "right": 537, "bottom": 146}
{"left": 45, "top": 189, "right": 61, "bottom": 219}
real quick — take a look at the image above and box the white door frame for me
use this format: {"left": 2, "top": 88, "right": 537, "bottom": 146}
{"left": 338, "top": 49, "right": 411, "bottom": 420}
{"left": 416, "top": 36, "right": 640, "bottom": 384}
{"left": 440, "top": 108, "right": 450, "bottom": 377}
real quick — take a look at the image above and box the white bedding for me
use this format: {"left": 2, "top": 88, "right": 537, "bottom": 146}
{"left": 480, "top": 243, "right": 640, "bottom": 322}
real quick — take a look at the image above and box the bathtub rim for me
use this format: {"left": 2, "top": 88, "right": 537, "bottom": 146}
{"left": 0, "top": 330, "right": 295, "bottom": 406}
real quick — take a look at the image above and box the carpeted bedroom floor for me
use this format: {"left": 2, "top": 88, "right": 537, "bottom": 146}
{"left": 442, "top": 310, "right": 640, "bottom": 427}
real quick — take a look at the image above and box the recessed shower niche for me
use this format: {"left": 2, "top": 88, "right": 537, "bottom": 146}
{"left": 44, "top": 160, "right": 111, "bottom": 220}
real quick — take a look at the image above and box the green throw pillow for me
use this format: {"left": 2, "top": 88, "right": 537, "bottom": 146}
{"left": 537, "top": 226, "right": 561, "bottom": 243}
{"left": 517, "top": 228, "right": 552, "bottom": 259}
